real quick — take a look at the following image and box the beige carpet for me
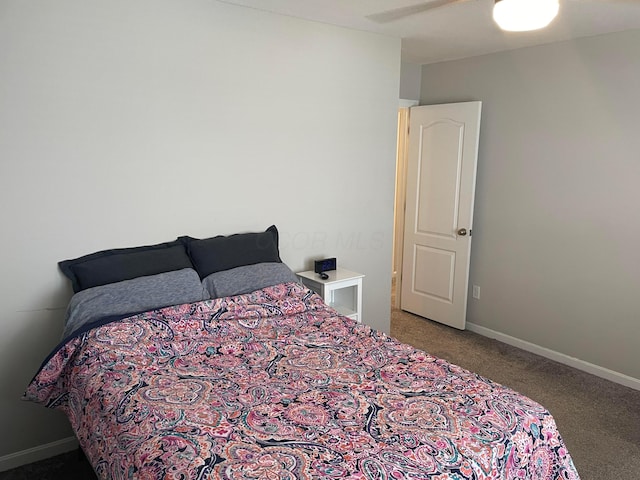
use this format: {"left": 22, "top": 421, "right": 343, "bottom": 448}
{"left": 390, "top": 306, "right": 640, "bottom": 480}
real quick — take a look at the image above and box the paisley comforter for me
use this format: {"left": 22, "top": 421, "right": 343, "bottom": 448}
{"left": 24, "top": 282, "right": 580, "bottom": 479}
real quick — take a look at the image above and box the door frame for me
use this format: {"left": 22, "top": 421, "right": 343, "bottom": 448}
{"left": 393, "top": 100, "right": 418, "bottom": 308}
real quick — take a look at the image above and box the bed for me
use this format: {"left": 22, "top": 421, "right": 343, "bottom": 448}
{"left": 24, "top": 226, "right": 580, "bottom": 479}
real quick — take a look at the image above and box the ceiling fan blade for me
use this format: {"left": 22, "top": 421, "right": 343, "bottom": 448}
{"left": 367, "top": 0, "right": 473, "bottom": 23}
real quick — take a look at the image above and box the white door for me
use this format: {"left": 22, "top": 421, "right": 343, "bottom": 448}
{"left": 400, "top": 102, "right": 481, "bottom": 329}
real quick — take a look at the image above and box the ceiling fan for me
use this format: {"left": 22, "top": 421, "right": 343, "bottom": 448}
{"left": 367, "top": 0, "right": 625, "bottom": 32}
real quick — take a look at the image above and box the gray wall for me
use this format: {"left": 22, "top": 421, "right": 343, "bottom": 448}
{"left": 400, "top": 62, "right": 422, "bottom": 101}
{"left": 420, "top": 29, "right": 640, "bottom": 381}
{"left": 0, "top": 0, "right": 400, "bottom": 459}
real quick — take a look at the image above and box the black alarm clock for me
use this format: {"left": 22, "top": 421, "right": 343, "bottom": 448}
{"left": 314, "top": 257, "right": 337, "bottom": 276}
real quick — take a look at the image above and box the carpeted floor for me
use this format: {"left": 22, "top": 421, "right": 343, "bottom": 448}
{"left": 0, "top": 449, "right": 96, "bottom": 480}
{"left": 2, "top": 306, "right": 639, "bottom": 479}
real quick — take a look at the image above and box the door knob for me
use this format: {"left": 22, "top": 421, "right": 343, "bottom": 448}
{"left": 457, "top": 228, "right": 467, "bottom": 236}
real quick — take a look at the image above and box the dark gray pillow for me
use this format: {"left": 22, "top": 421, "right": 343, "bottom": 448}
{"left": 182, "top": 225, "right": 281, "bottom": 279}
{"left": 63, "top": 268, "right": 209, "bottom": 338}
{"left": 59, "top": 240, "right": 193, "bottom": 293}
{"left": 203, "top": 262, "right": 299, "bottom": 298}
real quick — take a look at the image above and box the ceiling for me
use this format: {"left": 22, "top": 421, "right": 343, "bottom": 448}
{"left": 216, "top": 0, "right": 640, "bottom": 64}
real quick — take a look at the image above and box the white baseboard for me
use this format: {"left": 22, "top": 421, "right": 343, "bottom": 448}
{"left": 0, "top": 436, "right": 78, "bottom": 472}
{"left": 467, "top": 322, "right": 640, "bottom": 391}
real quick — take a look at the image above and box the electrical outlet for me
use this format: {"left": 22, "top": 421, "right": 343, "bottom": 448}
{"left": 472, "top": 285, "right": 480, "bottom": 299}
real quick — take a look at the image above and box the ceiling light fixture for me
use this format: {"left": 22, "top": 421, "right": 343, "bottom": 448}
{"left": 493, "top": 0, "right": 560, "bottom": 32}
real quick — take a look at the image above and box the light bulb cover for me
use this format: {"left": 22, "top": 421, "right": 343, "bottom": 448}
{"left": 493, "top": 0, "right": 559, "bottom": 32}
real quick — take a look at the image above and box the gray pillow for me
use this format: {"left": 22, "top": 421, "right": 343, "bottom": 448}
{"left": 63, "top": 268, "right": 209, "bottom": 338}
{"left": 203, "top": 262, "right": 299, "bottom": 298}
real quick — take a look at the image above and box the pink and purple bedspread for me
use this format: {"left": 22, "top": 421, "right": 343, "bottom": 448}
{"left": 24, "top": 282, "right": 580, "bottom": 479}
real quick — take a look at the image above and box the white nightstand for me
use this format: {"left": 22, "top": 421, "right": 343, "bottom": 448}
{"left": 297, "top": 268, "right": 364, "bottom": 322}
